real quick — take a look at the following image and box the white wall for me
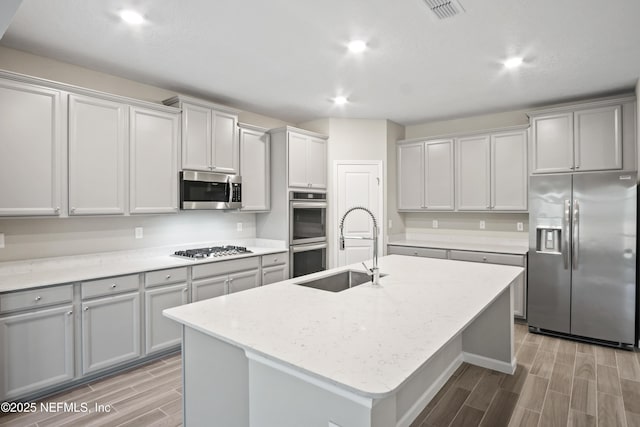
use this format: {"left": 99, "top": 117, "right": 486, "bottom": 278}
{"left": 0, "top": 47, "right": 290, "bottom": 262}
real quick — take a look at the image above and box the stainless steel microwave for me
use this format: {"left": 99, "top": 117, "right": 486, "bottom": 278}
{"left": 180, "top": 170, "right": 242, "bottom": 210}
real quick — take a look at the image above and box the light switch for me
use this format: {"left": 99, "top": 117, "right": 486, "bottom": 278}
{"left": 432, "top": 220, "right": 438, "bottom": 229}
{"left": 0, "top": 233, "right": 4, "bottom": 248}
{"left": 517, "top": 222, "right": 524, "bottom": 232}
{"left": 479, "top": 220, "right": 486, "bottom": 230}
{"left": 135, "top": 227, "right": 143, "bottom": 239}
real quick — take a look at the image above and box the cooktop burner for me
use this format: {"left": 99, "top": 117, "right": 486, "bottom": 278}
{"left": 173, "top": 245, "right": 252, "bottom": 259}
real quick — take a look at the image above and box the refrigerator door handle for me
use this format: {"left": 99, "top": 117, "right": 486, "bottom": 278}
{"left": 563, "top": 199, "right": 571, "bottom": 269}
{"left": 572, "top": 199, "right": 579, "bottom": 270}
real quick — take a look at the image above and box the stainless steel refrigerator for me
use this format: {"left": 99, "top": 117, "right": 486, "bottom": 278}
{"left": 528, "top": 171, "right": 637, "bottom": 346}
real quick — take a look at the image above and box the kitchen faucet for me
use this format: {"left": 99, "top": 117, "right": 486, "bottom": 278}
{"left": 339, "top": 206, "right": 380, "bottom": 285}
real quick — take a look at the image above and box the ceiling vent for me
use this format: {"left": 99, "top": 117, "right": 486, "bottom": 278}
{"left": 424, "top": 0, "right": 465, "bottom": 19}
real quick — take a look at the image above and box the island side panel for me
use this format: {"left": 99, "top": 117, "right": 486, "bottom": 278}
{"left": 183, "top": 327, "right": 249, "bottom": 427}
{"left": 461, "top": 281, "right": 516, "bottom": 374}
{"left": 247, "top": 358, "right": 395, "bottom": 427}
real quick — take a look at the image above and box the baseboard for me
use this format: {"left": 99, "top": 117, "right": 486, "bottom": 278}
{"left": 396, "top": 354, "right": 464, "bottom": 427}
{"left": 462, "top": 351, "right": 516, "bottom": 374}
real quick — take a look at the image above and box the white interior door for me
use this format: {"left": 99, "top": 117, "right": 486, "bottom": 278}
{"left": 335, "top": 162, "right": 383, "bottom": 267}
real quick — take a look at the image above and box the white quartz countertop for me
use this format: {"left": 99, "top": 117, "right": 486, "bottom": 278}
{"left": 389, "top": 234, "right": 528, "bottom": 255}
{"left": 0, "top": 242, "right": 288, "bottom": 293}
{"left": 164, "top": 254, "right": 523, "bottom": 398}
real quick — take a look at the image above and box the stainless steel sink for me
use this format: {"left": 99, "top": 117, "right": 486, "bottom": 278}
{"left": 294, "top": 270, "right": 386, "bottom": 292}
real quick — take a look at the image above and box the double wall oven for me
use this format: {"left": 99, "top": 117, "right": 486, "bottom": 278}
{"left": 289, "top": 192, "right": 327, "bottom": 277}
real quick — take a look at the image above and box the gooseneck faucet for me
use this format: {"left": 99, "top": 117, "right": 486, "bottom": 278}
{"left": 339, "top": 206, "right": 380, "bottom": 285}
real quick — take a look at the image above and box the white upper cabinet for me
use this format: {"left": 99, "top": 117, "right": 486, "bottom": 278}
{"left": 397, "top": 142, "right": 423, "bottom": 210}
{"left": 165, "top": 96, "right": 239, "bottom": 174}
{"left": 530, "top": 99, "right": 628, "bottom": 174}
{"left": 68, "top": 94, "right": 127, "bottom": 215}
{"left": 574, "top": 105, "right": 622, "bottom": 171}
{"left": 456, "top": 135, "right": 491, "bottom": 210}
{"left": 239, "top": 125, "right": 270, "bottom": 211}
{"left": 424, "top": 139, "right": 455, "bottom": 210}
{"left": 0, "top": 79, "right": 62, "bottom": 216}
{"left": 279, "top": 129, "right": 327, "bottom": 190}
{"left": 397, "top": 139, "right": 454, "bottom": 211}
{"left": 491, "top": 130, "right": 528, "bottom": 210}
{"left": 129, "top": 107, "right": 180, "bottom": 214}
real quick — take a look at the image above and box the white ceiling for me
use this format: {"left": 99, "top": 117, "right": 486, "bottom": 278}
{"left": 2, "top": 0, "right": 640, "bottom": 125}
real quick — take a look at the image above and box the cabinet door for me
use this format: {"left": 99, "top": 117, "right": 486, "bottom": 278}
{"left": 228, "top": 269, "right": 260, "bottom": 294}
{"left": 397, "top": 142, "right": 424, "bottom": 210}
{"left": 145, "top": 283, "right": 188, "bottom": 354}
{"left": 288, "top": 132, "right": 309, "bottom": 188}
{"left": 456, "top": 135, "right": 490, "bottom": 210}
{"left": 212, "top": 111, "right": 238, "bottom": 174}
{"left": 182, "top": 102, "right": 211, "bottom": 171}
{"left": 262, "top": 265, "right": 288, "bottom": 285}
{"left": 130, "top": 107, "right": 179, "bottom": 214}
{"left": 68, "top": 94, "right": 127, "bottom": 215}
{"left": 192, "top": 275, "right": 227, "bottom": 302}
{"left": 491, "top": 130, "right": 527, "bottom": 210}
{"left": 574, "top": 105, "right": 622, "bottom": 171}
{"left": 0, "top": 80, "right": 62, "bottom": 216}
{"left": 240, "top": 128, "right": 270, "bottom": 211}
{"left": 513, "top": 274, "right": 525, "bottom": 318}
{"left": 306, "top": 137, "right": 327, "bottom": 189}
{"left": 81, "top": 292, "right": 141, "bottom": 375}
{"left": 531, "top": 113, "right": 574, "bottom": 173}
{"left": 0, "top": 305, "right": 74, "bottom": 400}
{"left": 424, "top": 139, "right": 454, "bottom": 210}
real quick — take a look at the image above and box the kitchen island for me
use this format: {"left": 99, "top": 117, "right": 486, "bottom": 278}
{"left": 164, "top": 254, "right": 523, "bottom": 427}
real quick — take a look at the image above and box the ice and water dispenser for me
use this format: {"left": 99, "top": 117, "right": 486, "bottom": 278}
{"left": 535, "top": 227, "right": 562, "bottom": 254}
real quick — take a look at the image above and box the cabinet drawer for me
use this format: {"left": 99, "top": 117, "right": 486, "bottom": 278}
{"left": 449, "top": 250, "right": 524, "bottom": 266}
{"left": 82, "top": 274, "right": 140, "bottom": 300}
{"left": 145, "top": 267, "right": 188, "bottom": 288}
{"left": 0, "top": 285, "right": 73, "bottom": 313}
{"left": 192, "top": 257, "right": 260, "bottom": 280}
{"left": 387, "top": 245, "right": 448, "bottom": 259}
{"left": 261, "top": 253, "right": 287, "bottom": 267}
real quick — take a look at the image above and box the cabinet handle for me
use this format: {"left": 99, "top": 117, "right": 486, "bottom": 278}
{"left": 273, "top": 258, "right": 278, "bottom": 263}
{"left": 54, "top": 207, "right": 60, "bottom": 213}
{"left": 413, "top": 251, "right": 418, "bottom": 256}
{"left": 34, "top": 296, "right": 41, "bottom": 301}
{"left": 166, "top": 275, "right": 171, "bottom": 280}
{"left": 111, "top": 284, "right": 117, "bottom": 288}
{"left": 182, "top": 288, "right": 188, "bottom": 293}
{"left": 70, "top": 207, "right": 76, "bottom": 213}
{"left": 83, "top": 307, "right": 89, "bottom": 311}
{"left": 229, "top": 278, "right": 234, "bottom": 282}
{"left": 67, "top": 311, "right": 73, "bottom": 316}
{"left": 482, "top": 257, "right": 487, "bottom": 261}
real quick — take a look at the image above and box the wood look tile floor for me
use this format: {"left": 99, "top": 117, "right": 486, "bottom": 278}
{"left": 2, "top": 323, "right": 640, "bottom": 427}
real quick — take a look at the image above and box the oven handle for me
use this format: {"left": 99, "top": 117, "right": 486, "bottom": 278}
{"left": 291, "top": 202, "right": 328, "bottom": 209}
{"left": 291, "top": 243, "right": 328, "bottom": 253}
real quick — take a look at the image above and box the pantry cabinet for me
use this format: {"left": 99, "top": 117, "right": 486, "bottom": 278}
{"left": 0, "top": 79, "right": 63, "bottom": 216}
{"left": 129, "top": 106, "right": 180, "bottom": 214}
{"left": 240, "top": 124, "right": 270, "bottom": 211}
{"left": 68, "top": 94, "right": 127, "bottom": 215}
{"left": 164, "top": 96, "right": 239, "bottom": 174}
{"left": 530, "top": 98, "right": 635, "bottom": 174}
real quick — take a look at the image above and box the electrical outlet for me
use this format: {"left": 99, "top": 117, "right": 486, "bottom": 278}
{"left": 517, "top": 222, "right": 524, "bottom": 232}
{"left": 432, "top": 220, "right": 438, "bottom": 229}
{"left": 0, "top": 233, "right": 4, "bottom": 248}
{"left": 388, "top": 219, "right": 393, "bottom": 229}
{"left": 479, "top": 220, "right": 486, "bottom": 230}
{"left": 135, "top": 227, "right": 143, "bottom": 239}
{"left": 237, "top": 222, "right": 243, "bottom": 232}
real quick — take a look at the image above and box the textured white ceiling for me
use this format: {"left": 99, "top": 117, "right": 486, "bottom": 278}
{"left": 2, "top": 0, "right": 640, "bottom": 125}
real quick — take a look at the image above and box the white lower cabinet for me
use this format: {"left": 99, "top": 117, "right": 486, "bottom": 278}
{"left": 81, "top": 292, "right": 141, "bottom": 375}
{"left": 228, "top": 270, "right": 260, "bottom": 294}
{"left": 144, "top": 284, "right": 188, "bottom": 354}
{"left": 0, "top": 305, "right": 74, "bottom": 400}
{"left": 192, "top": 275, "right": 227, "bottom": 302}
{"left": 262, "top": 265, "right": 288, "bottom": 285}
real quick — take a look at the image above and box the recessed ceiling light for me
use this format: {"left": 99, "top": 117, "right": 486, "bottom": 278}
{"left": 347, "top": 40, "right": 367, "bottom": 53}
{"left": 333, "top": 96, "right": 348, "bottom": 105}
{"left": 120, "top": 10, "right": 144, "bottom": 25}
{"left": 503, "top": 57, "right": 524, "bottom": 69}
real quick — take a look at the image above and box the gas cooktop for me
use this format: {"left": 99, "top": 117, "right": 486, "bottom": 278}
{"left": 173, "top": 245, "right": 252, "bottom": 260}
